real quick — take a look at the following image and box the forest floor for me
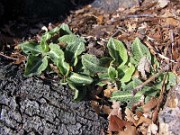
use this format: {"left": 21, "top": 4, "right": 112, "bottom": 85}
{"left": 0, "top": 0, "right": 180, "bottom": 135}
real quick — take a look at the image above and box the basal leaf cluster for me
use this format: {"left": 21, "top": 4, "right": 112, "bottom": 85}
{"left": 19, "top": 24, "right": 177, "bottom": 105}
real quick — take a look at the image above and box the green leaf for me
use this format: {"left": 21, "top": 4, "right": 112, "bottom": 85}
{"left": 60, "top": 23, "right": 72, "bottom": 35}
{"left": 48, "top": 25, "right": 61, "bottom": 35}
{"left": 65, "top": 40, "right": 85, "bottom": 66}
{"left": 40, "top": 26, "right": 62, "bottom": 52}
{"left": 96, "top": 81, "right": 107, "bottom": 87}
{"left": 82, "top": 54, "right": 107, "bottom": 74}
{"left": 99, "top": 57, "right": 112, "bottom": 67}
{"left": 111, "top": 90, "right": 143, "bottom": 108}
{"left": 107, "top": 38, "right": 128, "bottom": 66}
{"left": 40, "top": 38, "right": 50, "bottom": 52}
{"left": 118, "top": 63, "right": 135, "bottom": 83}
{"left": 151, "top": 56, "right": 160, "bottom": 70}
{"left": 122, "top": 78, "right": 142, "bottom": 90}
{"left": 47, "top": 43, "right": 70, "bottom": 76}
{"left": 73, "top": 88, "right": 87, "bottom": 101}
{"left": 41, "top": 25, "right": 60, "bottom": 42}
{"left": 111, "top": 78, "right": 149, "bottom": 107}
{"left": 98, "top": 72, "right": 109, "bottom": 81}
{"left": 59, "top": 34, "right": 86, "bottom": 66}
{"left": 131, "top": 38, "right": 151, "bottom": 64}
{"left": 41, "top": 32, "right": 51, "bottom": 41}
{"left": 166, "top": 72, "right": 177, "bottom": 89}
{"left": 67, "top": 83, "right": 87, "bottom": 101}
{"left": 58, "top": 34, "right": 85, "bottom": 45}
{"left": 67, "top": 72, "right": 93, "bottom": 86}
{"left": 153, "top": 72, "right": 176, "bottom": 90}
{"left": 20, "top": 41, "right": 43, "bottom": 56}
{"left": 108, "top": 64, "right": 118, "bottom": 81}
{"left": 24, "top": 55, "right": 48, "bottom": 76}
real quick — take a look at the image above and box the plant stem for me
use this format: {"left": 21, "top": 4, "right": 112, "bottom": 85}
{"left": 132, "top": 64, "right": 170, "bottom": 95}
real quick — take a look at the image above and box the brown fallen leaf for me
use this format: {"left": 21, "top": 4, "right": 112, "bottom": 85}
{"left": 97, "top": 15, "right": 104, "bottom": 25}
{"left": 135, "top": 116, "right": 152, "bottom": 127}
{"left": 143, "top": 98, "right": 159, "bottom": 113}
{"left": 108, "top": 101, "right": 122, "bottom": 119}
{"left": 125, "top": 108, "right": 136, "bottom": 124}
{"left": 138, "top": 56, "right": 151, "bottom": 80}
{"left": 138, "top": 123, "right": 149, "bottom": 135}
{"left": 103, "top": 84, "right": 118, "bottom": 98}
{"left": 118, "top": 125, "right": 136, "bottom": 135}
{"left": 108, "top": 115, "right": 126, "bottom": 132}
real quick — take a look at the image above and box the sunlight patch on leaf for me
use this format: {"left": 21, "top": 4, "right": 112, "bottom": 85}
{"left": 118, "top": 63, "right": 135, "bottom": 83}
{"left": 47, "top": 43, "right": 70, "bottom": 76}
{"left": 107, "top": 38, "right": 128, "bottom": 66}
{"left": 67, "top": 72, "right": 93, "bottom": 86}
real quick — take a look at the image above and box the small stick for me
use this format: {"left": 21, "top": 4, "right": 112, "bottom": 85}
{"left": 0, "top": 52, "right": 17, "bottom": 60}
{"left": 119, "top": 14, "right": 180, "bottom": 21}
{"left": 144, "top": 40, "right": 177, "bottom": 63}
{"left": 132, "top": 64, "right": 170, "bottom": 95}
{"left": 111, "top": 27, "right": 126, "bottom": 37}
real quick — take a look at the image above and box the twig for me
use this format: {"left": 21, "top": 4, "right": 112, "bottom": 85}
{"left": 119, "top": 14, "right": 180, "bottom": 21}
{"left": 132, "top": 64, "right": 170, "bottom": 95}
{"left": 111, "top": 27, "right": 126, "bottom": 37}
{"left": 119, "top": 14, "right": 155, "bottom": 21}
{"left": 152, "top": 74, "right": 167, "bottom": 122}
{"left": 170, "top": 30, "right": 174, "bottom": 67}
{"left": 157, "top": 53, "right": 177, "bottom": 63}
{"left": 144, "top": 40, "right": 177, "bottom": 63}
{"left": 0, "top": 52, "right": 17, "bottom": 60}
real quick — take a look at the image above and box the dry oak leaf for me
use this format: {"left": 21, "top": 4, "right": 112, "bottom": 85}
{"left": 135, "top": 116, "right": 152, "bottom": 127}
{"left": 108, "top": 115, "right": 126, "bottom": 132}
{"left": 108, "top": 115, "right": 133, "bottom": 132}
{"left": 125, "top": 108, "right": 152, "bottom": 127}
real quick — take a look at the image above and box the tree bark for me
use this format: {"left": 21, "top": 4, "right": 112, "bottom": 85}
{"left": 0, "top": 64, "right": 107, "bottom": 135}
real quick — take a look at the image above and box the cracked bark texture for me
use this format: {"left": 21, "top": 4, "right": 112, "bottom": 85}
{"left": 0, "top": 64, "right": 107, "bottom": 135}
